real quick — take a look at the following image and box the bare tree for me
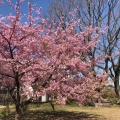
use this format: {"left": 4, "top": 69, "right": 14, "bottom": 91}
{"left": 45, "top": 0, "right": 120, "bottom": 100}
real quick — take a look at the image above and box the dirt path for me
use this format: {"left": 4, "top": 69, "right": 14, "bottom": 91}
{"left": 65, "top": 105, "right": 120, "bottom": 120}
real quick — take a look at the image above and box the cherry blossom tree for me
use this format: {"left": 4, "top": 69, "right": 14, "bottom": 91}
{"left": 0, "top": 1, "right": 107, "bottom": 120}
{"left": 46, "top": 0, "right": 120, "bottom": 100}
{"left": 0, "top": 0, "right": 3, "bottom": 5}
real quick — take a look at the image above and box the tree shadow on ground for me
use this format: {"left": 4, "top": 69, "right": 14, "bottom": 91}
{"left": 3, "top": 110, "right": 105, "bottom": 120}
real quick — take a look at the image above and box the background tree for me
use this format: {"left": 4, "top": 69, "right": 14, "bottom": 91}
{"left": 46, "top": 0, "right": 120, "bottom": 100}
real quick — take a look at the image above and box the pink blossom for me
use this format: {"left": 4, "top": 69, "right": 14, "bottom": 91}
{"left": 0, "top": 1, "right": 108, "bottom": 110}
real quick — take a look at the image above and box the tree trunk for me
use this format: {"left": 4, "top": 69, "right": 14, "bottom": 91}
{"left": 114, "top": 66, "right": 120, "bottom": 100}
{"left": 15, "top": 72, "right": 21, "bottom": 120}
{"left": 15, "top": 104, "right": 21, "bottom": 120}
{"left": 114, "top": 66, "right": 120, "bottom": 96}
{"left": 114, "top": 76, "right": 120, "bottom": 104}
{"left": 114, "top": 80, "right": 120, "bottom": 98}
{"left": 49, "top": 101, "right": 55, "bottom": 111}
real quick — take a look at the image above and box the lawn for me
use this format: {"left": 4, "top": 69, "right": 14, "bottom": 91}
{"left": 0, "top": 103, "right": 120, "bottom": 120}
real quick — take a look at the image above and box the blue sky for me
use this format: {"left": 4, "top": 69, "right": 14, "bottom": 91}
{"left": 0, "top": 0, "right": 52, "bottom": 17}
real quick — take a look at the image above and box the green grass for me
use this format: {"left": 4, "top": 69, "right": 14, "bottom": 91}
{"left": 0, "top": 103, "right": 120, "bottom": 120}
